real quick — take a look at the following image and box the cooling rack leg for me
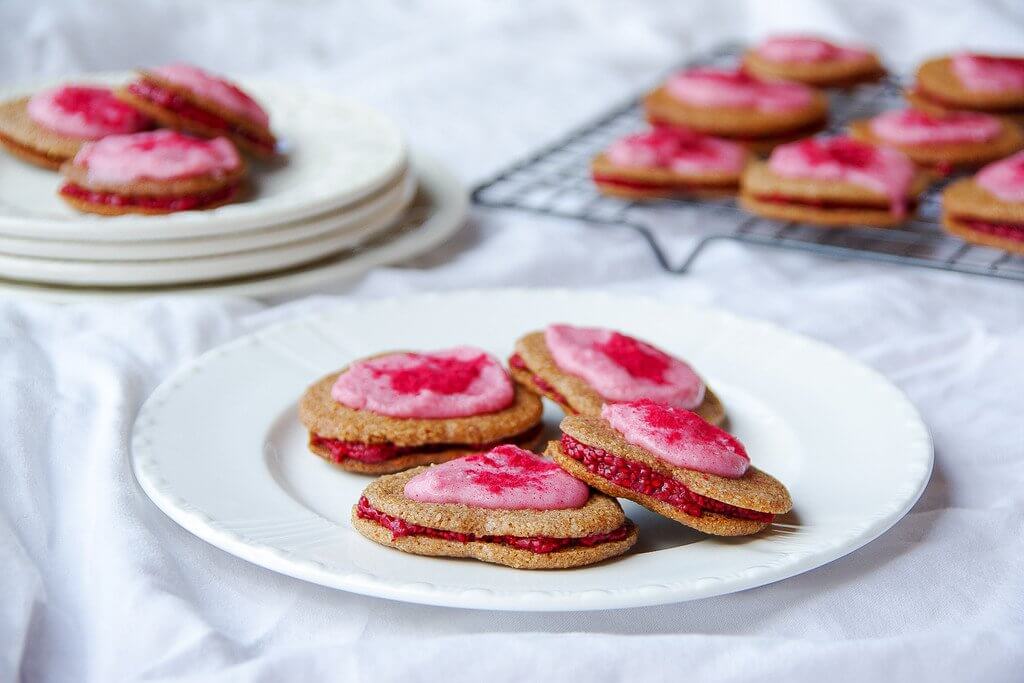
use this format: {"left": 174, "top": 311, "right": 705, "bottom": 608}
{"left": 673, "top": 236, "right": 730, "bottom": 273}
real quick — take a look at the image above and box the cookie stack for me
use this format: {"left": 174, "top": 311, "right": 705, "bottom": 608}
{"left": 591, "top": 37, "right": 1024, "bottom": 254}
{"left": 299, "top": 325, "right": 793, "bottom": 570}
{"left": 0, "top": 63, "right": 454, "bottom": 293}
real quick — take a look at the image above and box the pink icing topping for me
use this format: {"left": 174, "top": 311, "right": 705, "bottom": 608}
{"left": 976, "top": 150, "right": 1024, "bottom": 202}
{"left": 769, "top": 136, "right": 915, "bottom": 215}
{"left": 602, "top": 400, "right": 749, "bottom": 478}
{"left": 151, "top": 63, "right": 269, "bottom": 127}
{"left": 403, "top": 445, "right": 590, "bottom": 510}
{"left": 666, "top": 67, "right": 815, "bottom": 113}
{"left": 72, "top": 130, "right": 241, "bottom": 184}
{"left": 951, "top": 53, "right": 1024, "bottom": 93}
{"left": 26, "top": 86, "right": 149, "bottom": 139}
{"left": 869, "top": 109, "right": 1002, "bottom": 145}
{"left": 756, "top": 35, "right": 871, "bottom": 64}
{"left": 606, "top": 126, "right": 747, "bottom": 174}
{"left": 544, "top": 324, "right": 705, "bottom": 409}
{"left": 331, "top": 347, "right": 514, "bottom": 419}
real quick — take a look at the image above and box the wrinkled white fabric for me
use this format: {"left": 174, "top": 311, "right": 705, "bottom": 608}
{"left": 2, "top": 2, "right": 1023, "bottom": 682}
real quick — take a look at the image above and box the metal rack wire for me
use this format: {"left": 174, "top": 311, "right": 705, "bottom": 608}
{"left": 471, "top": 42, "right": 1024, "bottom": 282}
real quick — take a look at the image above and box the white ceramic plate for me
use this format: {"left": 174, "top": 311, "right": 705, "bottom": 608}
{"left": 131, "top": 289, "right": 933, "bottom": 611}
{"left": 0, "top": 170, "right": 414, "bottom": 260}
{"left": 0, "top": 74, "right": 407, "bottom": 240}
{"left": 0, "top": 152, "right": 467, "bottom": 300}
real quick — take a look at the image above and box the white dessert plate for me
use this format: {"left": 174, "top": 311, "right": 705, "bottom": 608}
{"left": 131, "top": 289, "right": 933, "bottom": 611}
{"left": 0, "top": 152, "right": 467, "bottom": 300}
{"left": 0, "top": 74, "right": 407, "bottom": 240}
{"left": 0, "top": 170, "right": 414, "bottom": 262}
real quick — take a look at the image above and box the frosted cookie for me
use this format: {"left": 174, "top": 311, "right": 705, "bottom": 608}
{"left": 550, "top": 400, "right": 792, "bottom": 537}
{"left": 739, "top": 135, "right": 931, "bottom": 227}
{"left": 509, "top": 324, "right": 725, "bottom": 426}
{"left": 117, "top": 63, "right": 277, "bottom": 157}
{"left": 907, "top": 53, "right": 1024, "bottom": 124}
{"left": 0, "top": 85, "right": 149, "bottom": 170}
{"left": 644, "top": 67, "right": 828, "bottom": 153}
{"left": 850, "top": 109, "right": 1024, "bottom": 174}
{"left": 352, "top": 445, "right": 638, "bottom": 569}
{"left": 58, "top": 130, "right": 246, "bottom": 215}
{"left": 743, "top": 35, "right": 885, "bottom": 88}
{"left": 942, "top": 150, "right": 1024, "bottom": 255}
{"left": 299, "top": 347, "right": 544, "bottom": 474}
{"left": 591, "top": 125, "right": 751, "bottom": 199}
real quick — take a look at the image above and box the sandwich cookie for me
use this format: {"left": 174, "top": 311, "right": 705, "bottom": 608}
{"left": 850, "top": 109, "right": 1024, "bottom": 174}
{"left": 739, "top": 135, "right": 930, "bottom": 227}
{"left": 942, "top": 150, "right": 1024, "bottom": 255}
{"left": 743, "top": 35, "right": 885, "bottom": 88}
{"left": 509, "top": 324, "right": 725, "bottom": 426}
{"left": 591, "top": 125, "right": 751, "bottom": 199}
{"left": 299, "top": 347, "right": 543, "bottom": 474}
{"left": 550, "top": 400, "right": 792, "bottom": 537}
{"left": 907, "top": 53, "right": 1024, "bottom": 124}
{"left": 644, "top": 67, "right": 828, "bottom": 153}
{"left": 0, "top": 85, "right": 149, "bottom": 170}
{"left": 352, "top": 445, "right": 638, "bottom": 569}
{"left": 58, "top": 130, "right": 246, "bottom": 215}
{"left": 118, "top": 63, "right": 278, "bottom": 157}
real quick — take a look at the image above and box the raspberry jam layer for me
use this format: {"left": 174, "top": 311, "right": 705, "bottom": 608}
{"left": 27, "top": 86, "right": 150, "bottom": 139}
{"left": 953, "top": 216, "right": 1024, "bottom": 242}
{"left": 357, "top": 496, "right": 632, "bottom": 553}
{"left": 605, "top": 126, "right": 747, "bottom": 174}
{"left": 59, "top": 182, "right": 238, "bottom": 211}
{"left": 952, "top": 54, "right": 1024, "bottom": 93}
{"left": 666, "top": 67, "right": 814, "bottom": 113}
{"left": 128, "top": 80, "right": 275, "bottom": 153}
{"left": 976, "top": 150, "right": 1024, "bottom": 203}
{"left": 561, "top": 435, "right": 773, "bottom": 522}
{"left": 309, "top": 423, "right": 542, "bottom": 464}
{"left": 869, "top": 109, "right": 1002, "bottom": 145}
{"left": 755, "top": 36, "right": 870, "bottom": 64}
{"left": 592, "top": 175, "right": 737, "bottom": 192}
{"left": 509, "top": 353, "right": 574, "bottom": 410}
{"left": 751, "top": 192, "right": 919, "bottom": 213}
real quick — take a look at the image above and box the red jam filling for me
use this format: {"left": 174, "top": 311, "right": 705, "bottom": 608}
{"left": 508, "top": 353, "right": 575, "bottom": 412}
{"left": 59, "top": 182, "right": 239, "bottom": 211}
{"left": 953, "top": 216, "right": 1024, "bottom": 242}
{"left": 310, "top": 423, "right": 542, "bottom": 464}
{"left": 592, "top": 174, "right": 736, "bottom": 191}
{"left": 752, "top": 192, "right": 917, "bottom": 213}
{"left": 595, "top": 332, "right": 670, "bottom": 384}
{"left": 560, "top": 435, "right": 774, "bottom": 522}
{"left": 356, "top": 496, "right": 632, "bottom": 553}
{"left": 127, "top": 80, "right": 275, "bottom": 152}
{"left": 371, "top": 353, "right": 489, "bottom": 396}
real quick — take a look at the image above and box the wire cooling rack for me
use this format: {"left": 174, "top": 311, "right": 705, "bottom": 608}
{"left": 471, "top": 42, "right": 1024, "bottom": 282}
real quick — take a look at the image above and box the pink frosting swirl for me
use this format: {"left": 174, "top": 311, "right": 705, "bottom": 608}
{"left": 666, "top": 67, "right": 814, "bottom": 113}
{"left": 72, "top": 130, "right": 241, "bottom": 184}
{"left": 403, "top": 445, "right": 589, "bottom": 510}
{"left": 602, "top": 400, "right": 749, "bottom": 478}
{"left": 769, "top": 136, "right": 916, "bottom": 215}
{"left": 545, "top": 324, "right": 705, "bottom": 409}
{"left": 951, "top": 53, "right": 1024, "bottom": 93}
{"left": 331, "top": 347, "right": 514, "bottom": 419}
{"left": 869, "top": 109, "right": 1002, "bottom": 145}
{"left": 976, "top": 150, "right": 1024, "bottom": 202}
{"left": 27, "top": 86, "right": 149, "bottom": 139}
{"left": 756, "top": 35, "right": 871, "bottom": 64}
{"left": 606, "top": 126, "right": 747, "bottom": 174}
{"left": 151, "top": 63, "right": 269, "bottom": 127}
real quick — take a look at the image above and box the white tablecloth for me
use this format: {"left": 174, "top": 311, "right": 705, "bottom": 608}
{"left": 3, "top": 2, "right": 1023, "bottom": 681}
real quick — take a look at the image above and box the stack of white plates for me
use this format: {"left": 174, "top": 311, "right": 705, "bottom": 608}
{"left": 0, "top": 77, "right": 467, "bottom": 300}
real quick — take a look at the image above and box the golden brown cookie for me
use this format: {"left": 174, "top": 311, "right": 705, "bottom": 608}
{"left": 510, "top": 330, "right": 725, "bottom": 426}
{"left": 941, "top": 176, "right": 1024, "bottom": 255}
{"left": 742, "top": 45, "right": 885, "bottom": 88}
{"left": 849, "top": 114, "right": 1024, "bottom": 172}
{"left": 643, "top": 86, "right": 828, "bottom": 153}
{"left": 907, "top": 56, "right": 1024, "bottom": 125}
{"left": 739, "top": 158, "right": 932, "bottom": 228}
{"left": 353, "top": 460, "right": 638, "bottom": 569}
{"left": 299, "top": 356, "right": 544, "bottom": 475}
{"left": 591, "top": 151, "right": 747, "bottom": 199}
{"left": 553, "top": 413, "right": 792, "bottom": 537}
{"left": 116, "top": 68, "right": 277, "bottom": 158}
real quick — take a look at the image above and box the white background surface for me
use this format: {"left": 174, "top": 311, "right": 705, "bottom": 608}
{"left": 1, "top": 1, "right": 1023, "bottom": 681}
